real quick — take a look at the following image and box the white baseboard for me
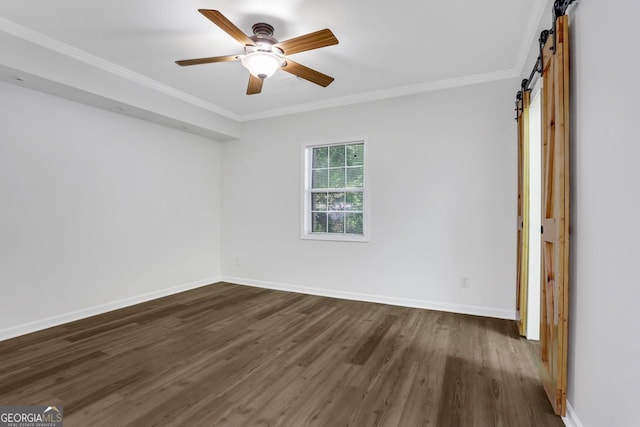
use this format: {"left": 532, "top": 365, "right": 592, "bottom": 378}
{"left": 0, "top": 276, "right": 221, "bottom": 341}
{"left": 221, "top": 276, "right": 516, "bottom": 320}
{"left": 2, "top": 275, "right": 517, "bottom": 342}
{"left": 562, "top": 401, "right": 584, "bottom": 427}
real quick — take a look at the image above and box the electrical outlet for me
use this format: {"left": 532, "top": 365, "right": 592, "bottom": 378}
{"left": 460, "top": 276, "right": 470, "bottom": 288}
{"left": 235, "top": 257, "right": 241, "bottom": 266}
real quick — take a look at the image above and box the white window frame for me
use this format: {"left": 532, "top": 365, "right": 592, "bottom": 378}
{"left": 301, "top": 137, "right": 370, "bottom": 242}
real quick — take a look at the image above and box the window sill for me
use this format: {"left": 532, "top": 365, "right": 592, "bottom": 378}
{"left": 301, "top": 233, "right": 370, "bottom": 243}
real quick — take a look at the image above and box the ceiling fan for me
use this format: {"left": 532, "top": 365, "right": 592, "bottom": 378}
{"left": 176, "top": 10, "right": 339, "bottom": 95}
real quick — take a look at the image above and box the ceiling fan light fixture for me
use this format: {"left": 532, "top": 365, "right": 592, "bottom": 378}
{"left": 241, "top": 52, "right": 283, "bottom": 79}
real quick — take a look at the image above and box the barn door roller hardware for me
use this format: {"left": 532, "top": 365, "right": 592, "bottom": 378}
{"left": 514, "top": 0, "right": 576, "bottom": 120}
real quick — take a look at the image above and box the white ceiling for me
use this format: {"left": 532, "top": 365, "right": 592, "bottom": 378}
{"left": 0, "top": 0, "right": 545, "bottom": 134}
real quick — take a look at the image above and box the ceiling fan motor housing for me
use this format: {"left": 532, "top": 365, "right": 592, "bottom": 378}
{"left": 249, "top": 23, "right": 283, "bottom": 53}
{"left": 252, "top": 23, "right": 274, "bottom": 37}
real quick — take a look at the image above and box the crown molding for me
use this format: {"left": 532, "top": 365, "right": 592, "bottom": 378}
{"left": 514, "top": 0, "right": 554, "bottom": 76}
{"left": 0, "top": 16, "right": 241, "bottom": 122}
{"left": 239, "top": 68, "right": 519, "bottom": 121}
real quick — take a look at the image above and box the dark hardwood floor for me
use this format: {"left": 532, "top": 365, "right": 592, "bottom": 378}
{"left": 0, "top": 282, "right": 563, "bottom": 426}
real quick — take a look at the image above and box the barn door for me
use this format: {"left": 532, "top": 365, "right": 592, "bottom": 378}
{"left": 516, "top": 90, "right": 531, "bottom": 336}
{"left": 539, "top": 15, "right": 570, "bottom": 416}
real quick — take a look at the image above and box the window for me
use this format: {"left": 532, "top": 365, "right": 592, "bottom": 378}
{"left": 302, "top": 139, "right": 368, "bottom": 241}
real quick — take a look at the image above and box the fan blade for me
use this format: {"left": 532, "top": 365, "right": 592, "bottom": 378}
{"left": 247, "top": 74, "right": 264, "bottom": 95}
{"left": 175, "top": 55, "right": 240, "bottom": 66}
{"left": 281, "top": 60, "right": 334, "bottom": 87}
{"left": 274, "top": 29, "right": 338, "bottom": 55}
{"left": 198, "top": 9, "right": 254, "bottom": 46}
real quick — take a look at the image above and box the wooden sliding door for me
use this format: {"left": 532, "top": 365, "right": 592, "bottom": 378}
{"left": 516, "top": 90, "right": 531, "bottom": 337}
{"left": 539, "top": 15, "right": 570, "bottom": 416}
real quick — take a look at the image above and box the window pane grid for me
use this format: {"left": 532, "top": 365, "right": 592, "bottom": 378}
{"left": 312, "top": 143, "right": 364, "bottom": 191}
{"left": 307, "top": 142, "right": 364, "bottom": 235}
{"left": 308, "top": 142, "right": 365, "bottom": 236}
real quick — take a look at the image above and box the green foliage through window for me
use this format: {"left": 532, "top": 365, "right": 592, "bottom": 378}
{"left": 309, "top": 142, "right": 365, "bottom": 236}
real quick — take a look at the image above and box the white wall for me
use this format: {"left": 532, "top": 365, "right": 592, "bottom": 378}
{"left": 564, "top": 1, "right": 640, "bottom": 426}
{"left": 221, "top": 79, "right": 518, "bottom": 318}
{"left": 0, "top": 82, "right": 222, "bottom": 338}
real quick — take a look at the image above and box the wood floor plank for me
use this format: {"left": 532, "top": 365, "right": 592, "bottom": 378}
{"left": 0, "top": 282, "right": 563, "bottom": 427}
